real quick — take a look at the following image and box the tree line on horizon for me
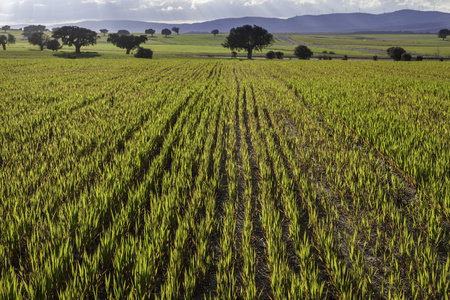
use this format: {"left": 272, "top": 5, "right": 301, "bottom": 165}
{"left": 0, "top": 24, "right": 225, "bottom": 56}
{"left": 1, "top": 23, "right": 449, "bottom": 61}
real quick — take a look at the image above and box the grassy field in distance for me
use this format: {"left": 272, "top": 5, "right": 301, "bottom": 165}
{"left": 1, "top": 30, "right": 449, "bottom": 59}
{"left": 286, "top": 33, "right": 450, "bottom": 56}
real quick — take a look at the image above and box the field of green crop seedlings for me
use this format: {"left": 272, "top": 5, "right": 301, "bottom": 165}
{"left": 1, "top": 56, "right": 450, "bottom": 299}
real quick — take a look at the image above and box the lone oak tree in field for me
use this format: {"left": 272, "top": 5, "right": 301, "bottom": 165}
{"left": 2, "top": 25, "right": 10, "bottom": 33}
{"left": 211, "top": 29, "right": 219, "bottom": 36}
{"left": 107, "top": 33, "right": 148, "bottom": 54}
{"left": 145, "top": 29, "right": 156, "bottom": 37}
{"left": 222, "top": 25, "right": 273, "bottom": 59}
{"left": 294, "top": 45, "right": 313, "bottom": 59}
{"left": 172, "top": 27, "right": 180, "bottom": 35}
{"left": 0, "top": 34, "right": 15, "bottom": 50}
{"left": 161, "top": 28, "right": 172, "bottom": 37}
{"left": 52, "top": 26, "right": 98, "bottom": 54}
{"left": 438, "top": 28, "right": 450, "bottom": 40}
{"left": 100, "top": 29, "right": 109, "bottom": 36}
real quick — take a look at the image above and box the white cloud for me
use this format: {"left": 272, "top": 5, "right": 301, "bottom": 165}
{"left": 244, "top": 0, "right": 268, "bottom": 7}
{"left": 81, "top": 0, "right": 108, "bottom": 3}
{"left": 191, "top": 0, "right": 215, "bottom": 9}
{"left": 161, "top": 5, "right": 183, "bottom": 11}
{"left": 0, "top": 0, "right": 449, "bottom": 25}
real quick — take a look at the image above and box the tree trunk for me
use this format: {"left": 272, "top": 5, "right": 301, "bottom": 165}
{"left": 126, "top": 48, "right": 131, "bottom": 54}
{"left": 2, "top": 43, "right": 5, "bottom": 50}
{"left": 40, "top": 44, "right": 44, "bottom": 51}
{"left": 247, "top": 48, "right": 253, "bottom": 59}
{"left": 75, "top": 45, "right": 81, "bottom": 54}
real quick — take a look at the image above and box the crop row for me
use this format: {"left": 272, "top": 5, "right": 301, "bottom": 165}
{"left": 1, "top": 59, "right": 449, "bottom": 298}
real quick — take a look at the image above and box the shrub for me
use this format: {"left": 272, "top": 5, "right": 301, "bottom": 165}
{"left": 401, "top": 52, "right": 412, "bottom": 61}
{"left": 387, "top": 47, "right": 406, "bottom": 61}
{"left": 231, "top": 51, "right": 237, "bottom": 58}
{"left": 322, "top": 50, "right": 328, "bottom": 54}
{"left": 134, "top": 47, "right": 153, "bottom": 58}
{"left": 329, "top": 51, "right": 335, "bottom": 54}
{"left": 266, "top": 51, "right": 275, "bottom": 59}
{"left": 416, "top": 55, "right": 423, "bottom": 61}
{"left": 47, "top": 39, "right": 61, "bottom": 51}
{"left": 319, "top": 55, "right": 332, "bottom": 60}
{"left": 294, "top": 45, "right": 313, "bottom": 60}
{"left": 343, "top": 55, "right": 348, "bottom": 60}
{"left": 275, "top": 51, "right": 284, "bottom": 59}
{"left": 373, "top": 55, "right": 378, "bottom": 61}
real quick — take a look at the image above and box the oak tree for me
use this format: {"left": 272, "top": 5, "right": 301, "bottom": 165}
{"left": 145, "top": 29, "right": 156, "bottom": 37}
{"left": 52, "top": 26, "right": 98, "bottom": 53}
{"left": 0, "top": 34, "right": 15, "bottom": 50}
{"left": 28, "top": 32, "right": 49, "bottom": 50}
{"left": 107, "top": 33, "right": 148, "bottom": 54}
{"left": 294, "top": 45, "right": 313, "bottom": 60}
{"left": 438, "top": 28, "right": 450, "bottom": 40}
{"left": 222, "top": 25, "right": 273, "bottom": 59}
{"left": 161, "top": 28, "right": 172, "bottom": 37}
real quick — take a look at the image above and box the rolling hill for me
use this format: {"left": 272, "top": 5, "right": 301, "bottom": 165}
{"left": 49, "top": 10, "right": 449, "bottom": 34}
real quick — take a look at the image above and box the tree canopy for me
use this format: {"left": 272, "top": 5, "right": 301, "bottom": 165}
{"left": 161, "top": 28, "right": 172, "bottom": 37}
{"left": 387, "top": 47, "right": 406, "bottom": 61}
{"left": 145, "top": 29, "right": 156, "bottom": 37}
{"left": 0, "top": 34, "right": 15, "bottom": 50}
{"left": 438, "top": 28, "right": 450, "bottom": 40}
{"left": 107, "top": 33, "right": 148, "bottom": 54}
{"left": 134, "top": 47, "right": 153, "bottom": 59}
{"left": 47, "top": 39, "right": 61, "bottom": 51}
{"left": 266, "top": 51, "right": 275, "bottom": 59}
{"left": 294, "top": 45, "right": 313, "bottom": 60}
{"left": 401, "top": 52, "right": 412, "bottom": 61}
{"left": 222, "top": 25, "right": 273, "bottom": 59}
{"left": 211, "top": 29, "right": 219, "bottom": 36}
{"left": 117, "top": 30, "right": 130, "bottom": 36}
{"left": 52, "top": 26, "right": 98, "bottom": 53}
{"left": 22, "top": 25, "right": 46, "bottom": 37}
{"left": 28, "top": 32, "right": 49, "bottom": 51}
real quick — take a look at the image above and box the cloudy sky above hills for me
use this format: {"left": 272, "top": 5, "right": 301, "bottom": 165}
{"left": 1, "top": 0, "right": 449, "bottom": 25}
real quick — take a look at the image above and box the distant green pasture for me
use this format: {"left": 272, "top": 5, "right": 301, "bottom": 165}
{"left": 286, "top": 33, "right": 450, "bottom": 56}
{"left": 1, "top": 30, "right": 449, "bottom": 59}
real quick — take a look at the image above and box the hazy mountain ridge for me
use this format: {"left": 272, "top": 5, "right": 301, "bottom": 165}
{"left": 48, "top": 10, "right": 449, "bottom": 34}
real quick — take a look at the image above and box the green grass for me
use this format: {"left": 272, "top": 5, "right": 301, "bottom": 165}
{"left": 286, "top": 33, "right": 450, "bottom": 56}
{"left": 1, "top": 58, "right": 449, "bottom": 299}
{"left": 1, "top": 31, "right": 450, "bottom": 58}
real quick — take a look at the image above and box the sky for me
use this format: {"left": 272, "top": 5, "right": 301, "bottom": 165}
{"left": 1, "top": 0, "right": 449, "bottom": 25}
